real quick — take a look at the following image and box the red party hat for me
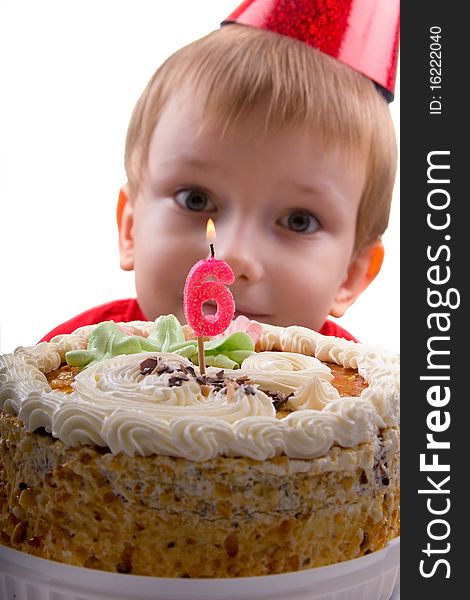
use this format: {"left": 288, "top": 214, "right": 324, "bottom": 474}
{"left": 222, "top": 0, "right": 399, "bottom": 101}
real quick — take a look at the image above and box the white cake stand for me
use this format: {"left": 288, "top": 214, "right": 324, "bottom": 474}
{"left": 0, "top": 537, "right": 399, "bottom": 600}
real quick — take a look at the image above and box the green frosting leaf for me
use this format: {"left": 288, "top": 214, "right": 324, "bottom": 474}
{"left": 65, "top": 315, "right": 255, "bottom": 370}
{"left": 204, "top": 331, "right": 254, "bottom": 354}
{"left": 171, "top": 342, "right": 198, "bottom": 359}
{"left": 225, "top": 350, "right": 254, "bottom": 364}
{"left": 148, "top": 314, "right": 185, "bottom": 351}
{"left": 187, "top": 333, "right": 254, "bottom": 369}
{"left": 202, "top": 354, "right": 239, "bottom": 370}
{"left": 65, "top": 322, "right": 162, "bottom": 369}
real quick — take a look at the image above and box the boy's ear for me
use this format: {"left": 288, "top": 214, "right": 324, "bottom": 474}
{"left": 116, "top": 184, "right": 135, "bottom": 272}
{"left": 329, "top": 240, "right": 384, "bottom": 318}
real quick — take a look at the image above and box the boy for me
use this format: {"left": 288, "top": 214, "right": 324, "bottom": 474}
{"left": 40, "top": 0, "right": 398, "bottom": 343}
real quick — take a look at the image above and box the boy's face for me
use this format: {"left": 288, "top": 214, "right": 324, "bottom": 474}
{"left": 119, "top": 91, "right": 373, "bottom": 330}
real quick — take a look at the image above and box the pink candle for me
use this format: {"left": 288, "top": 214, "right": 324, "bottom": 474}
{"left": 183, "top": 219, "right": 235, "bottom": 337}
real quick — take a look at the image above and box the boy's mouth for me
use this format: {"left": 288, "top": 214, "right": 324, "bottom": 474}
{"left": 234, "top": 310, "right": 266, "bottom": 322}
{"left": 203, "top": 301, "right": 267, "bottom": 322}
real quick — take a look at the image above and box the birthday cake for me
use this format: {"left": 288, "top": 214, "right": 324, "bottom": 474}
{"left": 0, "top": 316, "right": 400, "bottom": 578}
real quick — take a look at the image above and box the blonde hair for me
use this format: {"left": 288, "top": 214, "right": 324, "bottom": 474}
{"left": 125, "top": 25, "right": 397, "bottom": 250}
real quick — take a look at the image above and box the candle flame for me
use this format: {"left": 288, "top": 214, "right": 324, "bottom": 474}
{"left": 206, "top": 218, "right": 216, "bottom": 242}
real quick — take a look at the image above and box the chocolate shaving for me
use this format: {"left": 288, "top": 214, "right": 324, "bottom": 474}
{"left": 168, "top": 375, "right": 190, "bottom": 387}
{"left": 196, "top": 373, "right": 230, "bottom": 391}
{"left": 243, "top": 385, "right": 257, "bottom": 395}
{"left": 264, "top": 390, "right": 293, "bottom": 410}
{"left": 140, "top": 357, "right": 194, "bottom": 378}
{"left": 155, "top": 363, "right": 175, "bottom": 375}
{"left": 141, "top": 361, "right": 258, "bottom": 397}
{"left": 268, "top": 391, "right": 287, "bottom": 402}
{"left": 139, "top": 357, "right": 159, "bottom": 376}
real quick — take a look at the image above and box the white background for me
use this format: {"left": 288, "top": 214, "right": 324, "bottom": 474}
{"left": 0, "top": 0, "right": 399, "bottom": 354}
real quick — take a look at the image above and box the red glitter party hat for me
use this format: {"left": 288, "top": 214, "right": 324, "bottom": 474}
{"left": 222, "top": 0, "right": 399, "bottom": 101}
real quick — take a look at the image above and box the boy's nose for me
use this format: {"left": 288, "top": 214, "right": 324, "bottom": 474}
{"left": 211, "top": 224, "right": 264, "bottom": 284}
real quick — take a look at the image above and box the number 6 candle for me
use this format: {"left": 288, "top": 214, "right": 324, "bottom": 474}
{"left": 183, "top": 219, "right": 235, "bottom": 373}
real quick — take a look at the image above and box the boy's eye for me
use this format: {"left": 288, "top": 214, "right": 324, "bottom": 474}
{"left": 278, "top": 210, "right": 320, "bottom": 234}
{"left": 174, "top": 189, "right": 215, "bottom": 212}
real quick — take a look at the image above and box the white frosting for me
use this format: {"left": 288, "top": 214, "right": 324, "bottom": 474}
{"left": 0, "top": 321, "right": 399, "bottom": 461}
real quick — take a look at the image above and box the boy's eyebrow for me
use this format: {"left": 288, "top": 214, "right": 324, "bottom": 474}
{"left": 282, "top": 181, "right": 352, "bottom": 212}
{"left": 159, "top": 155, "right": 220, "bottom": 170}
{"left": 163, "top": 155, "right": 324, "bottom": 192}
{"left": 284, "top": 181, "right": 319, "bottom": 196}
{"left": 281, "top": 180, "right": 332, "bottom": 199}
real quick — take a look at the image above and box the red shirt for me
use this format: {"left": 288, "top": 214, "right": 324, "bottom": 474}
{"left": 39, "top": 298, "right": 358, "bottom": 343}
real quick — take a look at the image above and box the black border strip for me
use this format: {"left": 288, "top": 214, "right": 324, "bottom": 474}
{"left": 401, "top": 2, "right": 466, "bottom": 596}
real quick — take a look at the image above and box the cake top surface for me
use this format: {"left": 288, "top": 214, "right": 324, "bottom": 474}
{"left": 0, "top": 316, "right": 399, "bottom": 461}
